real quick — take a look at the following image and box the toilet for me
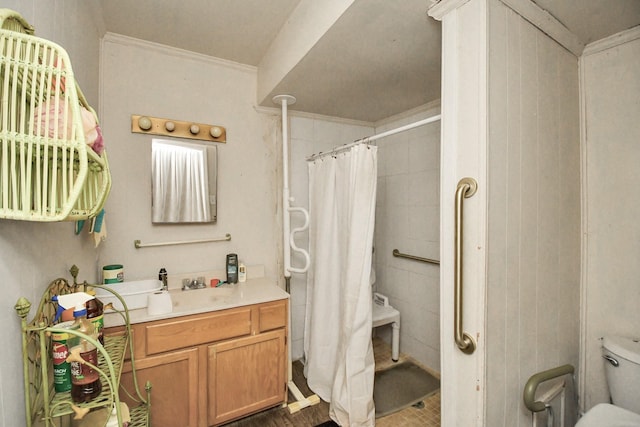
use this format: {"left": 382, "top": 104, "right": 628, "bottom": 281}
{"left": 372, "top": 292, "right": 400, "bottom": 362}
{"left": 576, "top": 335, "right": 640, "bottom": 426}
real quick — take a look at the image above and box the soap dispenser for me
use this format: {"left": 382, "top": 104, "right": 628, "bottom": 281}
{"left": 158, "top": 268, "right": 168, "bottom": 291}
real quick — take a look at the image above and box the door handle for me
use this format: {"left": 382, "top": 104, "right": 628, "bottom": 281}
{"left": 454, "top": 177, "right": 477, "bottom": 355}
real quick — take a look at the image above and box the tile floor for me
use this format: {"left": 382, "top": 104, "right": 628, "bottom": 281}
{"left": 227, "top": 337, "right": 441, "bottom": 426}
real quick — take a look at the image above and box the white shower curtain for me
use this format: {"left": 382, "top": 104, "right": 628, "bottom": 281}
{"left": 304, "top": 143, "right": 377, "bottom": 426}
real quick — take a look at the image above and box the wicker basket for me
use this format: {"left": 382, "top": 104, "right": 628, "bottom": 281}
{"left": 0, "top": 9, "right": 111, "bottom": 221}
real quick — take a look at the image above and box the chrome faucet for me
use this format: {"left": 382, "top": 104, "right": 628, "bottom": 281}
{"left": 182, "top": 277, "right": 206, "bottom": 291}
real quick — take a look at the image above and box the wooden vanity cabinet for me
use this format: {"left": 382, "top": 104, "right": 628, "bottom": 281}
{"left": 120, "top": 347, "right": 199, "bottom": 427}
{"left": 108, "top": 298, "right": 288, "bottom": 427}
{"left": 208, "top": 329, "right": 286, "bottom": 425}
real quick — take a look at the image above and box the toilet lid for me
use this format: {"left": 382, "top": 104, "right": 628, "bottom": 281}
{"left": 576, "top": 403, "right": 640, "bottom": 427}
{"left": 603, "top": 336, "right": 640, "bottom": 364}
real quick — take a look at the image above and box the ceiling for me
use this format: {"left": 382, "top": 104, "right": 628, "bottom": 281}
{"left": 100, "top": 0, "right": 640, "bottom": 123}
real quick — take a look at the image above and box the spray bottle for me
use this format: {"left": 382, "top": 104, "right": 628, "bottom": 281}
{"left": 53, "top": 292, "right": 102, "bottom": 402}
{"left": 53, "top": 293, "right": 95, "bottom": 323}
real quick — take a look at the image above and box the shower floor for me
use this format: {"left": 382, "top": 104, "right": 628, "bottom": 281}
{"left": 224, "top": 338, "right": 440, "bottom": 426}
{"left": 373, "top": 338, "right": 441, "bottom": 427}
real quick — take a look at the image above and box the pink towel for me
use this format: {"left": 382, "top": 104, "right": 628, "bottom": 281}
{"left": 33, "top": 95, "right": 104, "bottom": 155}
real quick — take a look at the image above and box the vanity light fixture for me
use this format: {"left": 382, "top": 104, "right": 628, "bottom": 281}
{"left": 210, "top": 126, "right": 222, "bottom": 138}
{"left": 138, "top": 116, "right": 152, "bottom": 131}
{"left": 131, "top": 114, "right": 226, "bottom": 143}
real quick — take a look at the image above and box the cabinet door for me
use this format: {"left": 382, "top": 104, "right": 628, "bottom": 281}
{"left": 207, "top": 329, "right": 286, "bottom": 426}
{"left": 121, "top": 347, "right": 199, "bottom": 427}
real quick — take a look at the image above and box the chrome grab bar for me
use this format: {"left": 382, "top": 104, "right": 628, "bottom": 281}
{"left": 392, "top": 249, "right": 440, "bottom": 265}
{"left": 454, "top": 178, "right": 477, "bottom": 354}
{"left": 523, "top": 364, "right": 575, "bottom": 412}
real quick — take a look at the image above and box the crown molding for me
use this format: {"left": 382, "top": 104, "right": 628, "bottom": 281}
{"left": 582, "top": 24, "right": 640, "bottom": 57}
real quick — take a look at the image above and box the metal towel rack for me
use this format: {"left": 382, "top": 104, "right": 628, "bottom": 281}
{"left": 134, "top": 233, "right": 231, "bottom": 249}
{"left": 392, "top": 249, "right": 440, "bottom": 265}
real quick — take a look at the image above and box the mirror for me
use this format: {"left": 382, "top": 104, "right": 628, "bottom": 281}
{"left": 151, "top": 138, "right": 217, "bottom": 223}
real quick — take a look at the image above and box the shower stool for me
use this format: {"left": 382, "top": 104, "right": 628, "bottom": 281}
{"left": 372, "top": 292, "right": 400, "bottom": 362}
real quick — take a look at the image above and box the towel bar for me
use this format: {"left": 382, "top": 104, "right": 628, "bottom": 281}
{"left": 134, "top": 234, "right": 231, "bottom": 249}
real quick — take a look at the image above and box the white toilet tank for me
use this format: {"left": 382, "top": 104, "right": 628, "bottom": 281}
{"left": 602, "top": 335, "right": 640, "bottom": 414}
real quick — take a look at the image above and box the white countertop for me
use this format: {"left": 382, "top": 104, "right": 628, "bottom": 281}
{"left": 104, "top": 277, "right": 289, "bottom": 327}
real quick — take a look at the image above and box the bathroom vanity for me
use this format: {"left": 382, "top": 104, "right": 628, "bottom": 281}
{"left": 104, "top": 277, "right": 289, "bottom": 427}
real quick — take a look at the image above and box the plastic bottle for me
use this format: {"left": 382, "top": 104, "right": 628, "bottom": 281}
{"left": 238, "top": 263, "right": 247, "bottom": 283}
{"left": 226, "top": 253, "right": 238, "bottom": 284}
{"left": 68, "top": 303, "right": 102, "bottom": 403}
{"left": 86, "top": 290, "right": 104, "bottom": 345}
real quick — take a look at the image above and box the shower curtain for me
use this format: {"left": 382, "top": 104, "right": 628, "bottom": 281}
{"left": 304, "top": 143, "right": 377, "bottom": 426}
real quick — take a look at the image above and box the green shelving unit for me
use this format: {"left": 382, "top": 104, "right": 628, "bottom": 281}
{"left": 15, "top": 267, "right": 150, "bottom": 427}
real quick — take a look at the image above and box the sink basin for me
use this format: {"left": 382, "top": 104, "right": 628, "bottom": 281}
{"left": 95, "top": 279, "right": 163, "bottom": 311}
{"left": 170, "top": 286, "right": 235, "bottom": 310}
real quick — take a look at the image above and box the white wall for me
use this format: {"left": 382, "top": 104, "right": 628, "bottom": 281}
{"left": 373, "top": 104, "right": 442, "bottom": 372}
{"left": 581, "top": 28, "right": 640, "bottom": 410}
{"left": 0, "top": 1, "right": 104, "bottom": 425}
{"left": 99, "top": 34, "right": 282, "bottom": 284}
{"left": 287, "top": 113, "right": 373, "bottom": 360}
{"left": 485, "top": 1, "right": 581, "bottom": 425}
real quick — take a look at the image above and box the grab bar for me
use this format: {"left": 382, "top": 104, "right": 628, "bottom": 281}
{"left": 134, "top": 234, "right": 231, "bottom": 249}
{"left": 523, "top": 364, "right": 575, "bottom": 412}
{"left": 392, "top": 249, "right": 440, "bottom": 265}
{"left": 288, "top": 206, "right": 311, "bottom": 274}
{"left": 454, "top": 178, "right": 477, "bottom": 354}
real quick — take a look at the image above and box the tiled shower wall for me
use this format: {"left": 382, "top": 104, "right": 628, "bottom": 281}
{"left": 373, "top": 106, "right": 441, "bottom": 372}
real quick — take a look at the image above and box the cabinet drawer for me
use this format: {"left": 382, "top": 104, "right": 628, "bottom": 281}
{"left": 145, "top": 308, "right": 251, "bottom": 355}
{"left": 258, "top": 300, "right": 287, "bottom": 332}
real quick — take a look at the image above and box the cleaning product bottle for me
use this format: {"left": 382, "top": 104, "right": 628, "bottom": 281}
{"left": 86, "top": 290, "right": 104, "bottom": 345}
{"left": 55, "top": 292, "right": 102, "bottom": 402}
{"left": 51, "top": 321, "right": 74, "bottom": 392}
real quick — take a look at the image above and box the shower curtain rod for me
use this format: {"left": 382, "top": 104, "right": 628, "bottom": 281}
{"left": 306, "top": 113, "right": 441, "bottom": 161}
